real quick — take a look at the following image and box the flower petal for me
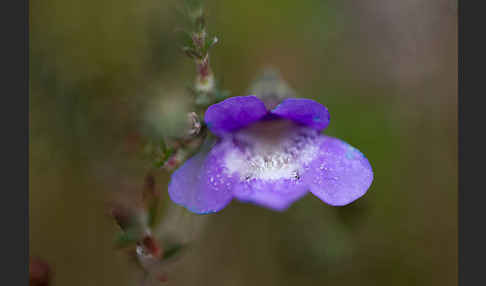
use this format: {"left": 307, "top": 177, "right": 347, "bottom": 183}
{"left": 271, "top": 98, "right": 330, "bottom": 131}
{"left": 204, "top": 95, "right": 268, "bottom": 136}
{"left": 303, "top": 136, "right": 373, "bottom": 206}
{"left": 217, "top": 120, "right": 320, "bottom": 211}
{"left": 168, "top": 143, "right": 237, "bottom": 214}
{"left": 233, "top": 178, "right": 309, "bottom": 211}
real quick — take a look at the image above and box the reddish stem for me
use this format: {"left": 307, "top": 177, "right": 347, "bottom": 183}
{"left": 142, "top": 235, "right": 162, "bottom": 259}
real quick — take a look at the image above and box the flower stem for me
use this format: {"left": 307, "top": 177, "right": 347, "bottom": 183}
{"left": 180, "top": 0, "right": 222, "bottom": 108}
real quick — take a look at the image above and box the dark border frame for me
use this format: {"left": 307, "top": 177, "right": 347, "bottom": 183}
{"left": 459, "top": 1, "right": 485, "bottom": 285}
{"left": 2, "top": 0, "right": 29, "bottom": 284}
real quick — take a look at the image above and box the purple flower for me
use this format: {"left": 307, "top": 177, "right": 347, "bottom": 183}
{"left": 168, "top": 95, "right": 373, "bottom": 214}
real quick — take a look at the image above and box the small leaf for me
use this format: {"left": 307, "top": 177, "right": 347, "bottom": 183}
{"left": 152, "top": 138, "right": 177, "bottom": 168}
{"left": 162, "top": 243, "right": 187, "bottom": 260}
{"left": 202, "top": 36, "right": 218, "bottom": 54}
{"left": 110, "top": 205, "right": 138, "bottom": 232}
{"left": 114, "top": 231, "right": 139, "bottom": 249}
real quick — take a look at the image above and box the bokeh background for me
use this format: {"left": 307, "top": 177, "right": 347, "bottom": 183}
{"left": 30, "top": 0, "right": 457, "bottom": 285}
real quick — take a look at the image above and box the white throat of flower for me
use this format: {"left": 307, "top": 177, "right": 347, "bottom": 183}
{"left": 223, "top": 120, "right": 319, "bottom": 181}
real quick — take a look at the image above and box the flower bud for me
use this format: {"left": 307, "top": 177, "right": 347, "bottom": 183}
{"left": 186, "top": 112, "right": 201, "bottom": 137}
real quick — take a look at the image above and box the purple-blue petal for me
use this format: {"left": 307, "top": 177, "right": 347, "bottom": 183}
{"left": 303, "top": 135, "right": 373, "bottom": 206}
{"left": 233, "top": 178, "right": 309, "bottom": 211}
{"left": 271, "top": 98, "right": 330, "bottom": 131}
{"left": 168, "top": 144, "right": 237, "bottom": 214}
{"left": 204, "top": 95, "right": 268, "bottom": 136}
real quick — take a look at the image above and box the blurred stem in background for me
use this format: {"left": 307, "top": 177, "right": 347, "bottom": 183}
{"left": 110, "top": 1, "right": 226, "bottom": 284}
{"left": 146, "top": 0, "right": 231, "bottom": 172}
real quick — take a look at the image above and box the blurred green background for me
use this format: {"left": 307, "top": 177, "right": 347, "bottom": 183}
{"left": 30, "top": 0, "right": 457, "bottom": 285}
